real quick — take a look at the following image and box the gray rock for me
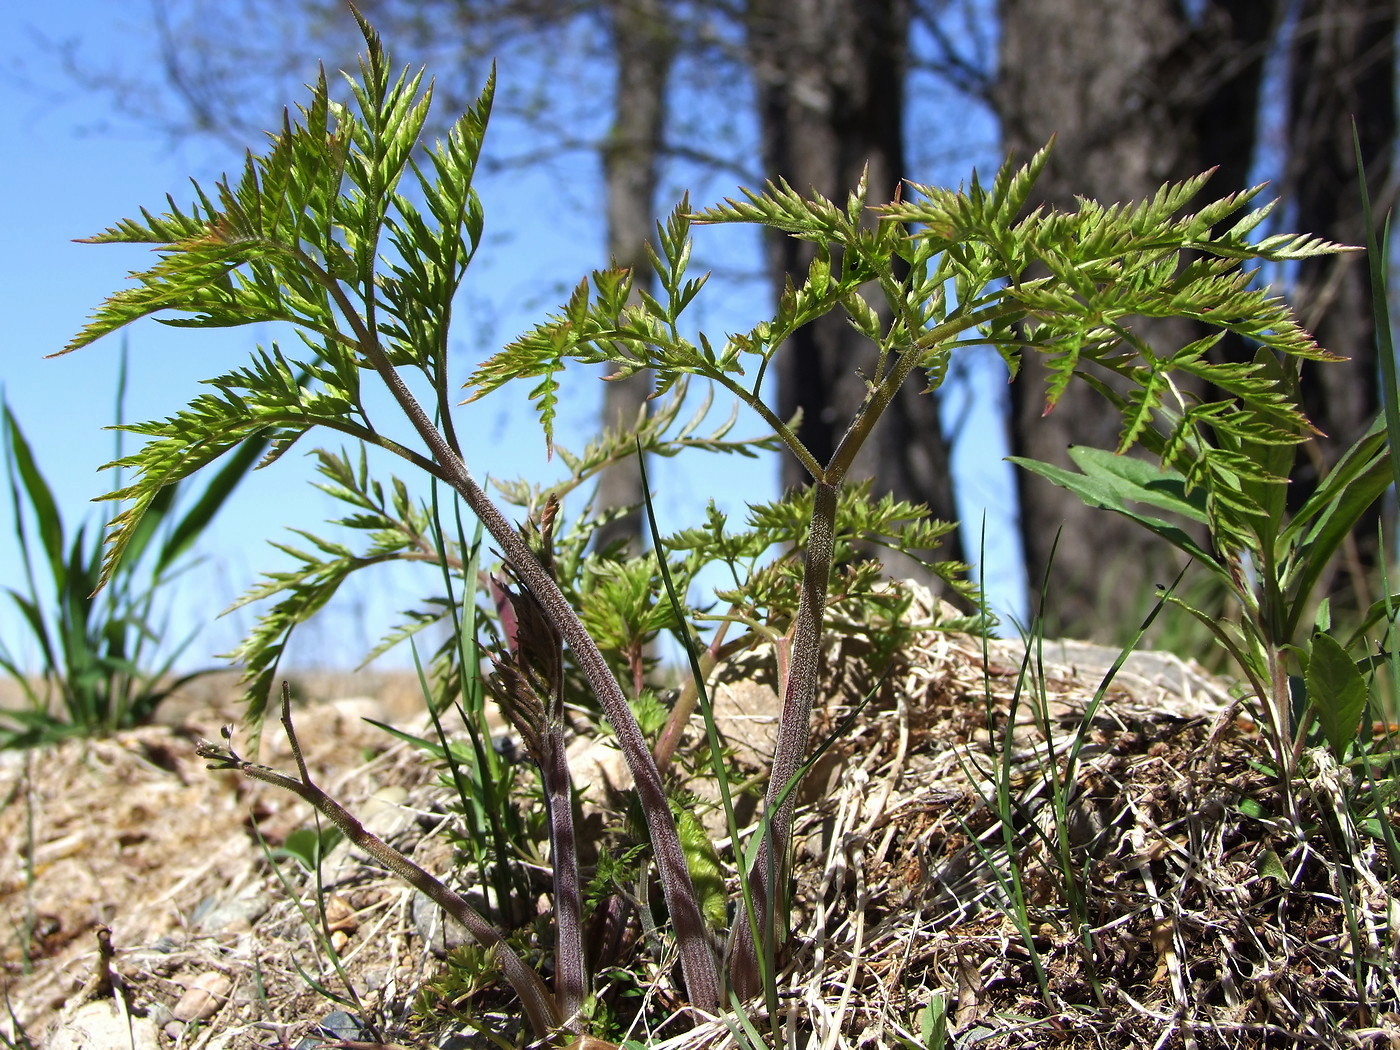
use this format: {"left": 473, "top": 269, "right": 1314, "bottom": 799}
{"left": 48, "top": 1000, "right": 161, "bottom": 1050}
{"left": 295, "top": 1009, "right": 371, "bottom": 1049}
{"left": 192, "top": 888, "right": 271, "bottom": 933}
{"left": 412, "top": 888, "right": 470, "bottom": 956}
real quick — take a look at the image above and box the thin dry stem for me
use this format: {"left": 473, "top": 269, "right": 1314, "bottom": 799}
{"left": 195, "top": 683, "right": 562, "bottom": 1039}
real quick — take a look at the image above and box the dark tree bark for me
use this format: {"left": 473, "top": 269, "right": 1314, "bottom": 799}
{"left": 1283, "top": 0, "right": 1396, "bottom": 607}
{"left": 996, "top": 0, "right": 1282, "bottom": 639}
{"left": 593, "top": 0, "right": 676, "bottom": 555}
{"left": 744, "top": 0, "right": 964, "bottom": 579}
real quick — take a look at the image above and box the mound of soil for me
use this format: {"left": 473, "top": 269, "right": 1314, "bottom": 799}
{"left": 3, "top": 621, "right": 1397, "bottom": 1049}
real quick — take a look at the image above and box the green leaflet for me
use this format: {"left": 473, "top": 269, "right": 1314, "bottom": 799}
{"left": 673, "top": 800, "right": 728, "bottom": 929}
{"left": 1306, "top": 631, "right": 1369, "bottom": 759}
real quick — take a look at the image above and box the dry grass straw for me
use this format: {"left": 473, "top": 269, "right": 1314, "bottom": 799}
{"left": 713, "top": 622, "right": 1400, "bottom": 1050}
{"left": 4, "top": 631, "right": 1399, "bottom": 1048}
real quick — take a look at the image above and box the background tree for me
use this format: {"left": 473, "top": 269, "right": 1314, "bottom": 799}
{"left": 997, "top": 0, "right": 1394, "bottom": 637}
{"left": 744, "top": 0, "right": 964, "bottom": 577}
{"left": 996, "top": 0, "right": 1280, "bottom": 635}
{"left": 593, "top": 0, "right": 676, "bottom": 554}
{"left": 1283, "top": 0, "right": 1396, "bottom": 607}
{"left": 58, "top": 0, "right": 1398, "bottom": 640}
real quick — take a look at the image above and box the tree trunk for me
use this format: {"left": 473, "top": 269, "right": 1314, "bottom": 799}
{"left": 744, "top": 0, "right": 963, "bottom": 581}
{"left": 996, "top": 0, "right": 1280, "bottom": 639}
{"left": 593, "top": 0, "right": 676, "bottom": 555}
{"left": 1283, "top": 0, "right": 1396, "bottom": 610}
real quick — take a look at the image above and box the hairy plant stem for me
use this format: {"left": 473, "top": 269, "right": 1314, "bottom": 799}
{"left": 196, "top": 686, "right": 562, "bottom": 1039}
{"left": 729, "top": 479, "right": 838, "bottom": 999}
{"left": 726, "top": 332, "right": 935, "bottom": 996}
{"left": 438, "top": 464, "right": 720, "bottom": 1012}
{"left": 491, "top": 569, "right": 587, "bottom": 1033}
{"left": 329, "top": 289, "right": 721, "bottom": 1012}
{"left": 707, "top": 370, "right": 823, "bottom": 480}
{"left": 542, "top": 724, "right": 586, "bottom": 1030}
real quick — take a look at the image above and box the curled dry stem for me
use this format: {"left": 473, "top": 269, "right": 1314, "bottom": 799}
{"left": 196, "top": 683, "right": 562, "bottom": 1041}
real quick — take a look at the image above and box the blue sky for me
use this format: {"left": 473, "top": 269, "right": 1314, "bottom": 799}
{"left": 1, "top": 1, "right": 1022, "bottom": 676}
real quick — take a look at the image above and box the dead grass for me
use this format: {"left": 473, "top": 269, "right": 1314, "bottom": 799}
{"left": 3, "top": 629, "right": 1399, "bottom": 1049}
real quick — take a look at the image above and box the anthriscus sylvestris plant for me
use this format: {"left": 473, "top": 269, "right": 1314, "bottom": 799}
{"left": 62, "top": 8, "right": 1343, "bottom": 1041}
{"left": 1009, "top": 144, "right": 1394, "bottom": 782}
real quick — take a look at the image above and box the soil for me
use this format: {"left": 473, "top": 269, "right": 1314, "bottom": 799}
{"left": 3, "top": 615, "right": 1398, "bottom": 1049}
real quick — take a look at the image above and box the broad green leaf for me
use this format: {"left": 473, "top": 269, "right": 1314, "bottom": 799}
{"left": 1280, "top": 421, "right": 1391, "bottom": 631}
{"left": 1256, "top": 848, "right": 1288, "bottom": 884}
{"left": 1064, "top": 446, "right": 1211, "bottom": 523}
{"left": 674, "top": 801, "right": 727, "bottom": 928}
{"left": 1305, "top": 631, "right": 1368, "bottom": 758}
{"left": 1346, "top": 594, "right": 1400, "bottom": 648}
{"left": 1009, "top": 455, "right": 1222, "bottom": 577}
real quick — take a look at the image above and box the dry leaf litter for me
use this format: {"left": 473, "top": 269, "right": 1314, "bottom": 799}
{"left": 3, "top": 593, "right": 1399, "bottom": 1049}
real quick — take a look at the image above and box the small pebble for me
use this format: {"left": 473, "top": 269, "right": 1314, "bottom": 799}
{"left": 323, "top": 893, "right": 357, "bottom": 933}
{"left": 171, "top": 970, "right": 232, "bottom": 1023}
{"left": 192, "top": 889, "right": 271, "bottom": 933}
{"left": 144, "top": 1001, "right": 174, "bottom": 1028}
